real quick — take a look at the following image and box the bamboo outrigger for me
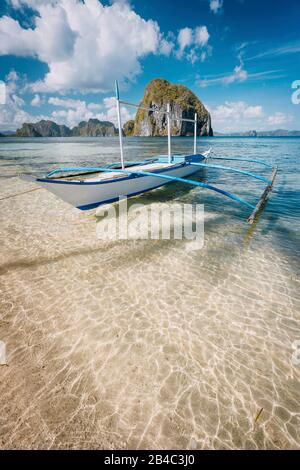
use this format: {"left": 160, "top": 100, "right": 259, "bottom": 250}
{"left": 21, "top": 81, "right": 277, "bottom": 223}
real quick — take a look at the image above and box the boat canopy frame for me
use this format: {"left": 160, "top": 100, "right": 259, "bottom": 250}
{"left": 113, "top": 80, "right": 278, "bottom": 223}
{"left": 115, "top": 80, "right": 198, "bottom": 168}
{"left": 42, "top": 82, "right": 278, "bottom": 224}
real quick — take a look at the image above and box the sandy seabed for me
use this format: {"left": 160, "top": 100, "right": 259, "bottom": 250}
{"left": 0, "top": 177, "right": 299, "bottom": 450}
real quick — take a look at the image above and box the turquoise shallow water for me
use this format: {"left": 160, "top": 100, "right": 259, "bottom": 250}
{"left": 0, "top": 136, "right": 299, "bottom": 254}
{"left": 0, "top": 136, "right": 299, "bottom": 449}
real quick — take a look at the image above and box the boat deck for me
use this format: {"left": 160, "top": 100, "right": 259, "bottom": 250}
{"left": 51, "top": 162, "right": 179, "bottom": 183}
{"left": 83, "top": 162, "right": 180, "bottom": 182}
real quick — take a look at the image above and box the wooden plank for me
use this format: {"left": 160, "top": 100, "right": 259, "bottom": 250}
{"left": 247, "top": 167, "right": 278, "bottom": 224}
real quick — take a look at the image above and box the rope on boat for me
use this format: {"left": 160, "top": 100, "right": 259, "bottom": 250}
{"left": 0, "top": 187, "right": 41, "bottom": 202}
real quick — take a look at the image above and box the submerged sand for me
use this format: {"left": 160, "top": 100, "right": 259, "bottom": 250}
{"left": 0, "top": 177, "right": 299, "bottom": 449}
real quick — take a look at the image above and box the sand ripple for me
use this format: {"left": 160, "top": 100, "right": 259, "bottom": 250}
{"left": 0, "top": 177, "right": 299, "bottom": 449}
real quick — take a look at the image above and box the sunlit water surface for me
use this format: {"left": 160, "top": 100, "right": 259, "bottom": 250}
{"left": 0, "top": 137, "right": 299, "bottom": 449}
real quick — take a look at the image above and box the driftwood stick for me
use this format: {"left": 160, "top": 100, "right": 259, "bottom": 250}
{"left": 247, "top": 167, "right": 278, "bottom": 224}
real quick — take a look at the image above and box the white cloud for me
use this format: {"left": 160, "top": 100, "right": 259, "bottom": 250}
{"left": 1, "top": 0, "right": 172, "bottom": 93}
{"left": 199, "top": 67, "right": 285, "bottom": 87}
{"left": 212, "top": 101, "right": 263, "bottom": 120}
{"left": 267, "top": 112, "right": 294, "bottom": 127}
{"left": 177, "top": 25, "right": 211, "bottom": 63}
{"left": 177, "top": 27, "right": 193, "bottom": 57}
{"left": 209, "top": 0, "right": 223, "bottom": 14}
{"left": 210, "top": 101, "right": 264, "bottom": 132}
{"left": 0, "top": 70, "right": 135, "bottom": 130}
{"left": 0, "top": 72, "right": 46, "bottom": 130}
{"left": 195, "top": 26, "right": 209, "bottom": 46}
{"left": 209, "top": 101, "right": 295, "bottom": 132}
{"left": 0, "top": 4, "right": 77, "bottom": 62}
{"left": 159, "top": 38, "right": 174, "bottom": 56}
{"left": 48, "top": 95, "right": 135, "bottom": 129}
{"left": 246, "top": 41, "right": 300, "bottom": 61}
{"left": 48, "top": 97, "right": 86, "bottom": 109}
{"left": 31, "top": 94, "right": 43, "bottom": 106}
{"left": 222, "top": 64, "right": 248, "bottom": 85}
{"left": 243, "top": 105, "right": 264, "bottom": 118}
{"left": 6, "top": 70, "right": 19, "bottom": 82}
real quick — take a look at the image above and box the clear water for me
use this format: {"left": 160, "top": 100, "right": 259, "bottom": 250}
{"left": 0, "top": 137, "right": 299, "bottom": 449}
{"left": 1, "top": 136, "right": 299, "bottom": 250}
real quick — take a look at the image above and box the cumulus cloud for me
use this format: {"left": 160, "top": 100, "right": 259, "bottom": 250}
{"left": 267, "top": 112, "right": 294, "bottom": 127}
{"left": 0, "top": 3, "right": 77, "bottom": 62}
{"left": 48, "top": 97, "right": 86, "bottom": 109}
{"left": 0, "top": 71, "right": 46, "bottom": 130}
{"left": 210, "top": 101, "right": 264, "bottom": 132}
{"left": 0, "top": 68, "right": 135, "bottom": 130}
{"left": 177, "top": 25, "right": 210, "bottom": 63}
{"left": 195, "top": 26, "right": 210, "bottom": 46}
{"left": 177, "top": 27, "right": 193, "bottom": 57}
{"left": 210, "top": 101, "right": 296, "bottom": 132}
{"left": 1, "top": 0, "right": 173, "bottom": 93}
{"left": 212, "top": 101, "right": 263, "bottom": 120}
{"left": 209, "top": 0, "right": 223, "bottom": 14}
{"left": 31, "top": 94, "right": 43, "bottom": 106}
{"left": 48, "top": 95, "right": 135, "bottom": 129}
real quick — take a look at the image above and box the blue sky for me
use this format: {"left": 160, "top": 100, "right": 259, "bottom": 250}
{"left": 0, "top": 0, "right": 299, "bottom": 132}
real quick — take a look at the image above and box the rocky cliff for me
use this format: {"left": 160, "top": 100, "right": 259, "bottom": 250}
{"left": 16, "top": 120, "right": 72, "bottom": 137}
{"left": 16, "top": 119, "right": 117, "bottom": 137}
{"left": 123, "top": 120, "right": 135, "bottom": 137}
{"left": 72, "top": 119, "right": 116, "bottom": 137}
{"left": 129, "top": 79, "right": 213, "bottom": 137}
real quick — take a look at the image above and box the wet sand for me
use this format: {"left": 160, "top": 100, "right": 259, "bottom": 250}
{"left": 0, "top": 176, "right": 299, "bottom": 449}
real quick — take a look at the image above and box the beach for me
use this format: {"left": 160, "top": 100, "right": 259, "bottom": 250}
{"left": 0, "top": 137, "right": 299, "bottom": 449}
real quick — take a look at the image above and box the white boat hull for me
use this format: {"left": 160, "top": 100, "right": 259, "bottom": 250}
{"left": 22, "top": 155, "right": 208, "bottom": 210}
{"left": 41, "top": 164, "right": 200, "bottom": 210}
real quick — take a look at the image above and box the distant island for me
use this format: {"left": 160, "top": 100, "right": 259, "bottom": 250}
{"left": 214, "top": 130, "right": 300, "bottom": 137}
{"left": 13, "top": 119, "right": 117, "bottom": 138}
{"left": 0, "top": 77, "right": 298, "bottom": 138}
{"left": 0, "top": 124, "right": 299, "bottom": 138}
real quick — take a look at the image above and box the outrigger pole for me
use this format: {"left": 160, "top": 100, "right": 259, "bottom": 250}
{"left": 247, "top": 166, "right": 278, "bottom": 224}
{"left": 46, "top": 166, "right": 256, "bottom": 210}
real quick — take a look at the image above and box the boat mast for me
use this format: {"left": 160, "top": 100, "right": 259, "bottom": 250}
{"left": 115, "top": 80, "right": 125, "bottom": 170}
{"left": 194, "top": 113, "right": 197, "bottom": 155}
{"left": 167, "top": 103, "right": 171, "bottom": 163}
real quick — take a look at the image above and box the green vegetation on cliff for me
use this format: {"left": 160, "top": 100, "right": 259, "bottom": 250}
{"left": 15, "top": 119, "right": 117, "bottom": 137}
{"left": 131, "top": 78, "right": 213, "bottom": 137}
{"left": 123, "top": 120, "right": 135, "bottom": 137}
{"left": 72, "top": 119, "right": 116, "bottom": 137}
